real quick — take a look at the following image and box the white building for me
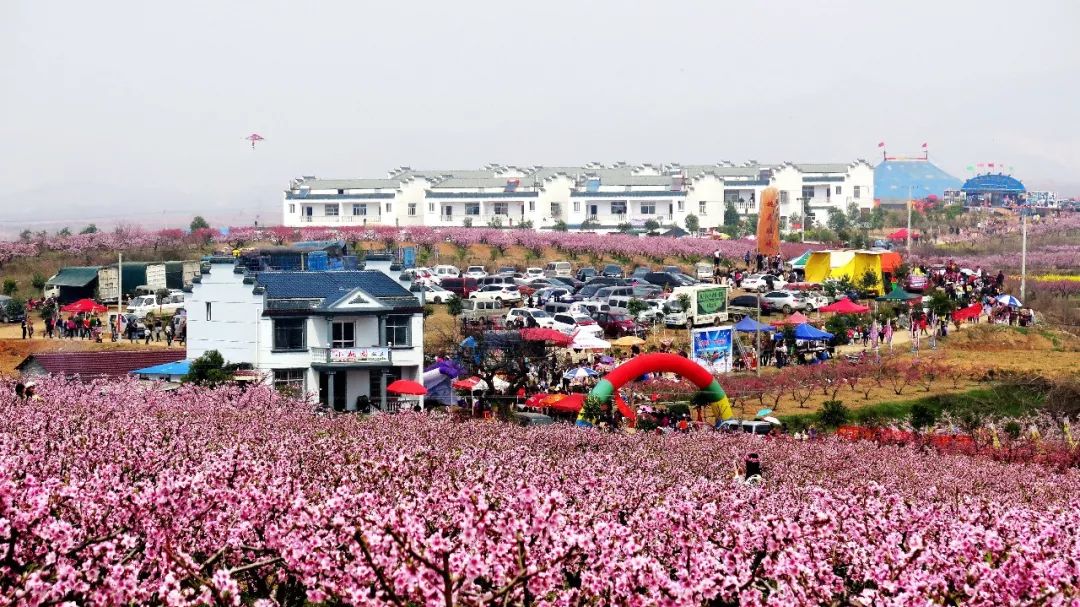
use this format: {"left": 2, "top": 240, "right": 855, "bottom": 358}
{"left": 186, "top": 261, "right": 425, "bottom": 412}
{"left": 282, "top": 161, "right": 875, "bottom": 232}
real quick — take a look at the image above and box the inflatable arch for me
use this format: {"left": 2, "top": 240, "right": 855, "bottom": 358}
{"left": 578, "top": 353, "right": 733, "bottom": 427}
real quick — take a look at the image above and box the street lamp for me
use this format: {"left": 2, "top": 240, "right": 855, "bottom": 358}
{"left": 797, "top": 197, "right": 808, "bottom": 242}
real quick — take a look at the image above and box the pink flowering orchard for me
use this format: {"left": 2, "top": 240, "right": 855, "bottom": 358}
{"left": 2, "top": 378, "right": 1080, "bottom": 605}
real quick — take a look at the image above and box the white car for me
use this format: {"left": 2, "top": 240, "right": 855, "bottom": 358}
{"left": 411, "top": 283, "right": 455, "bottom": 304}
{"left": 524, "top": 267, "right": 545, "bottom": 279}
{"left": 741, "top": 273, "right": 787, "bottom": 292}
{"left": 532, "top": 287, "right": 571, "bottom": 304}
{"left": 432, "top": 265, "right": 460, "bottom": 282}
{"left": 761, "top": 290, "right": 807, "bottom": 313}
{"left": 801, "top": 290, "right": 830, "bottom": 312}
{"left": 552, "top": 312, "right": 604, "bottom": 337}
{"left": 505, "top": 307, "right": 555, "bottom": 329}
{"left": 634, "top": 299, "right": 668, "bottom": 325}
{"left": 464, "top": 266, "right": 489, "bottom": 279}
{"left": 469, "top": 284, "right": 521, "bottom": 305}
{"left": 127, "top": 291, "right": 185, "bottom": 319}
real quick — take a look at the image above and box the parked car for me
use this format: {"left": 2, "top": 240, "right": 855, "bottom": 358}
{"left": 761, "top": 290, "right": 807, "bottom": 314}
{"left": 729, "top": 294, "right": 775, "bottom": 316}
{"left": 431, "top": 265, "right": 461, "bottom": 282}
{"left": 440, "top": 277, "right": 478, "bottom": 298}
{"left": 410, "top": 283, "right": 454, "bottom": 304}
{"left": 552, "top": 312, "right": 603, "bottom": 336}
{"left": 630, "top": 266, "right": 651, "bottom": 281}
{"left": 515, "top": 412, "right": 555, "bottom": 427}
{"left": 576, "top": 267, "right": 598, "bottom": 282}
{"left": 601, "top": 264, "right": 625, "bottom": 279}
{"left": 464, "top": 266, "right": 488, "bottom": 279}
{"left": 661, "top": 265, "right": 684, "bottom": 276}
{"left": 398, "top": 268, "right": 433, "bottom": 286}
{"left": 524, "top": 267, "right": 545, "bottom": 279}
{"left": 0, "top": 295, "right": 26, "bottom": 323}
{"left": 905, "top": 274, "right": 929, "bottom": 293}
{"left": 632, "top": 299, "right": 667, "bottom": 324}
{"left": 643, "top": 272, "right": 693, "bottom": 288}
{"left": 741, "top": 273, "right": 787, "bottom": 292}
{"left": 460, "top": 299, "right": 505, "bottom": 321}
{"left": 468, "top": 284, "right": 522, "bottom": 305}
{"left": 716, "top": 419, "right": 775, "bottom": 435}
{"left": 631, "top": 284, "right": 663, "bottom": 299}
{"left": 532, "top": 287, "right": 571, "bottom": 304}
{"left": 547, "top": 276, "right": 584, "bottom": 291}
{"left": 127, "top": 290, "right": 186, "bottom": 319}
{"left": 544, "top": 261, "right": 574, "bottom": 278}
{"left": 595, "top": 311, "right": 642, "bottom": 337}
{"left": 495, "top": 266, "right": 519, "bottom": 277}
{"left": 802, "top": 290, "right": 830, "bottom": 311}
{"left": 505, "top": 307, "right": 555, "bottom": 329}
{"left": 695, "top": 262, "right": 715, "bottom": 281}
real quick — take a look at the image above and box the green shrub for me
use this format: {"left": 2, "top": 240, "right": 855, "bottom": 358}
{"left": 819, "top": 400, "right": 850, "bottom": 428}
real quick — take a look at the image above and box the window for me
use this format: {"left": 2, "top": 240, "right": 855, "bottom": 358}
{"left": 408, "top": 203, "right": 417, "bottom": 216}
{"left": 352, "top": 204, "right": 367, "bottom": 216}
{"left": 273, "top": 318, "right": 306, "bottom": 351}
{"left": 273, "top": 369, "right": 305, "bottom": 393}
{"left": 611, "top": 200, "right": 627, "bottom": 215}
{"left": 385, "top": 203, "right": 392, "bottom": 213}
{"left": 528, "top": 200, "right": 535, "bottom": 211}
{"left": 640, "top": 202, "right": 656, "bottom": 215}
{"left": 676, "top": 200, "right": 684, "bottom": 212}
{"left": 428, "top": 202, "right": 435, "bottom": 213}
{"left": 442, "top": 205, "right": 453, "bottom": 217}
{"left": 699, "top": 201, "right": 707, "bottom": 215}
{"left": 369, "top": 370, "right": 399, "bottom": 402}
{"left": 325, "top": 204, "right": 339, "bottom": 217}
{"left": 550, "top": 202, "right": 561, "bottom": 216}
{"left": 337, "top": 189, "right": 344, "bottom": 195}
{"left": 205, "top": 302, "right": 212, "bottom": 321}
{"left": 853, "top": 186, "right": 862, "bottom": 199}
{"left": 779, "top": 191, "right": 789, "bottom": 204}
{"left": 724, "top": 190, "right": 740, "bottom": 203}
{"left": 465, "top": 203, "right": 480, "bottom": 216}
{"left": 492, "top": 202, "right": 508, "bottom": 215}
{"left": 802, "top": 186, "right": 815, "bottom": 200}
{"left": 835, "top": 185, "right": 842, "bottom": 195}
{"left": 331, "top": 321, "right": 355, "bottom": 348}
{"left": 385, "top": 315, "right": 411, "bottom": 347}
{"left": 573, "top": 201, "right": 580, "bottom": 212}
{"left": 288, "top": 204, "right": 295, "bottom": 214}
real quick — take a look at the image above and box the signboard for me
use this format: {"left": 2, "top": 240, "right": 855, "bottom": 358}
{"left": 696, "top": 287, "right": 728, "bottom": 315}
{"left": 402, "top": 246, "right": 416, "bottom": 269}
{"left": 329, "top": 347, "right": 391, "bottom": 364}
{"left": 691, "top": 327, "right": 733, "bottom": 373}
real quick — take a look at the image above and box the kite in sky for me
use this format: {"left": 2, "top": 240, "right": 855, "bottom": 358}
{"left": 245, "top": 133, "right": 265, "bottom": 150}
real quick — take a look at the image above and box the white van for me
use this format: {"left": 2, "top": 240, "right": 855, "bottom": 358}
{"left": 607, "top": 295, "right": 632, "bottom": 312}
{"left": 127, "top": 290, "right": 186, "bottom": 319}
{"left": 544, "top": 261, "right": 573, "bottom": 278}
{"left": 432, "top": 265, "right": 460, "bottom": 283}
{"left": 594, "top": 285, "right": 633, "bottom": 303}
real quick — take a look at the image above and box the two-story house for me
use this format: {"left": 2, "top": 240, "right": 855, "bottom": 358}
{"left": 186, "top": 261, "right": 425, "bottom": 411}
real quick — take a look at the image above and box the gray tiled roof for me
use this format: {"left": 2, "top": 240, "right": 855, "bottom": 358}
{"left": 255, "top": 271, "right": 418, "bottom": 309}
{"left": 793, "top": 163, "right": 853, "bottom": 174}
{"left": 589, "top": 174, "right": 677, "bottom": 187}
{"left": 296, "top": 178, "right": 403, "bottom": 191}
{"left": 431, "top": 177, "right": 529, "bottom": 189}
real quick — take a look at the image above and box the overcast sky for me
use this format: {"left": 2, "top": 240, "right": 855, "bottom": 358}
{"left": 2, "top": 0, "right": 1078, "bottom": 233}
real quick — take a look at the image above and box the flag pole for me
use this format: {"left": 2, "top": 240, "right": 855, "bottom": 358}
{"left": 117, "top": 252, "right": 123, "bottom": 337}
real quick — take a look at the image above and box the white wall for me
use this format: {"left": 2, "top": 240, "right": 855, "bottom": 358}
{"left": 186, "top": 264, "right": 263, "bottom": 365}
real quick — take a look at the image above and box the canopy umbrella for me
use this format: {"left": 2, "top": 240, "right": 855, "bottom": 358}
{"left": 887, "top": 228, "right": 919, "bottom": 241}
{"left": 386, "top": 379, "right": 427, "bottom": 395}
{"left": 762, "top": 416, "right": 782, "bottom": 426}
{"left": 452, "top": 376, "right": 509, "bottom": 392}
{"left": 792, "top": 323, "right": 834, "bottom": 340}
{"left": 770, "top": 311, "right": 810, "bottom": 327}
{"left": 995, "top": 294, "right": 1022, "bottom": 307}
{"left": 878, "top": 285, "right": 920, "bottom": 302}
{"left": 818, "top": 297, "right": 870, "bottom": 314}
{"left": 756, "top": 408, "right": 773, "bottom": 418}
{"left": 733, "top": 316, "right": 775, "bottom": 333}
{"left": 545, "top": 393, "right": 585, "bottom": 414}
{"left": 60, "top": 298, "right": 107, "bottom": 314}
{"left": 952, "top": 302, "right": 983, "bottom": 322}
{"left": 611, "top": 335, "right": 646, "bottom": 347}
{"left": 521, "top": 327, "right": 573, "bottom": 346}
{"left": 571, "top": 334, "right": 611, "bottom": 350}
{"left": 563, "top": 367, "right": 599, "bottom": 380}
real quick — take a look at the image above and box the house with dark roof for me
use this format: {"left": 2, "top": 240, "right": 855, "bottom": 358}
{"left": 16, "top": 350, "right": 186, "bottom": 380}
{"left": 185, "top": 261, "right": 425, "bottom": 412}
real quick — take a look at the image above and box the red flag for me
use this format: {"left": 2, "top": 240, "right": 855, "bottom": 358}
{"left": 877, "top": 141, "right": 885, "bottom": 148}
{"left": 921, "top": 142, "right": 928, "bottom": 148}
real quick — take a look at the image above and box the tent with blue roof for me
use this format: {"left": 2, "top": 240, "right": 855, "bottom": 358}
{"left": 874, "top": 160, "right": 962, "bottom": 204}
{"left": 733, "top": 316, "right": 774, "bottom": 333}
{"left": 130, "top": 360, "right": 191, "bottom": 381}
{"left": 792, "top": 323, "right": 833, "bottom": 341}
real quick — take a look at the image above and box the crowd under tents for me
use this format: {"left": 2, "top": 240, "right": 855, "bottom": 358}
{"left": 803, "top": 250, "right": 902, "bottom": 295}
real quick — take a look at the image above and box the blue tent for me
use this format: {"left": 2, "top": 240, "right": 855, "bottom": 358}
{"left": 460, "top": 336, "right": 477, "bottom": 348}
{"left": 733, "top": 316, "right": 774, "bottom": 333}
{"left": 792, "top": 323, "right": 833, "bottom": 340}
{"left": 130, "top": 360, "right": 191, "bottom": 380}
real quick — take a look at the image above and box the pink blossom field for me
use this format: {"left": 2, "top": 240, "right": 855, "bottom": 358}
{"left": 2, "top": 379, "right": 1079, "bottom": 606}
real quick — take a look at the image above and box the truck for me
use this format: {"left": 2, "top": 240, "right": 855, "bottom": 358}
{"left": 165, "top": 261, "right": 201, "bottom": 290}
{"left": 664, "top": 285, "right": 729, "bottom": 328}
{"left": 97, "top": 262, "right": 167, "bottom": 303}
{"left": 126, "top": 290, "right": 186, "bottom": 319}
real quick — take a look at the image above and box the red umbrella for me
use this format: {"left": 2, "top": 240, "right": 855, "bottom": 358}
{"left": 818, "top": 298, "right": 870, "bottom": 314}
{"left": 60, "top": 299, "right": 107, "bottom": 314}
{"left": 887, "top": 228, "right": 919, "bottom": 241}
{"left": 520, "top": 327, "right": 573, "bottom": 346}
{"left": 386, "top": 379, "right": 427, "bottom": 395}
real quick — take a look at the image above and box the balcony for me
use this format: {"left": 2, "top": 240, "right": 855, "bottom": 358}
{"left": 311, "top": 346, "right": 393, "bottom": 366}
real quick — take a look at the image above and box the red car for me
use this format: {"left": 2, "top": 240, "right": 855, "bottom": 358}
{"left": 594, "top": 312, "right": 642, "bottom": 338}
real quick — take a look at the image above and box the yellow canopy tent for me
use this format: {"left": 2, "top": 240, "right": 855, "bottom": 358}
{"left": 803, "top": 250, "right": 887, "bottom": 295}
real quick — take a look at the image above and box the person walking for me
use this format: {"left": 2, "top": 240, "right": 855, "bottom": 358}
{"left": 884, "top": 321, "right": 894, "bottom": 351}
{"left": 20, "top": 318, "right": 28, "bottom": 340}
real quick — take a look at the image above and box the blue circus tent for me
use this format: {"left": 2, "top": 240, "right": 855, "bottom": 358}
{"left": 733, "top": 316, "right": 774, "bottom": 333}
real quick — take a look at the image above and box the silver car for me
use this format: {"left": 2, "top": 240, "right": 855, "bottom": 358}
{"left": 760, "top": 290, "right": 807, "bottom": 314}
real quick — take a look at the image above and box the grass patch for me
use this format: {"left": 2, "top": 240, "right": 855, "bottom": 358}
{"left": 777, "top": 384, "right": 1046, "bottom": 432}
